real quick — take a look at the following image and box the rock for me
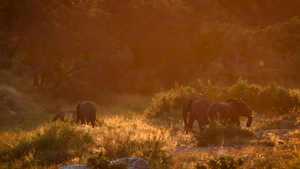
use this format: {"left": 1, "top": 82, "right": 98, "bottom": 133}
{"left": 59, "top": 165, "right": 88, "bottom": 169}
{"left": 111, "top": 157, "right": 150, "bottom": 169}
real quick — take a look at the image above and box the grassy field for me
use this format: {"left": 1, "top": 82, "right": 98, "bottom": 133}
{"left": 0, "top": 72, "right": 299, "bottom": 168}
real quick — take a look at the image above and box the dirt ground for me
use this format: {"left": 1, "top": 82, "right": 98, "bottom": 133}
{"left": 172, "top": 128, "right": 297, "bottom": 155}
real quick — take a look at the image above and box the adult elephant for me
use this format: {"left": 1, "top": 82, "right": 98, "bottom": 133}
{"left": 52, "top": 110, "right": 76, "bottom": 123}
{"left": 182, "top": 97, "right": 213, "bottom": 133}
{"left": 76, "top": 100, "right": 97, "bottom": 128}
{"left": 207, "top": 98, "right": 253, "bottom": 127}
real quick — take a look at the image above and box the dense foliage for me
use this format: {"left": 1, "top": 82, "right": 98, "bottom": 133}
{"left": 0, "top": 0, "right": 299, "bottom": 99}
{"left": 145, "top": 78, "right": 299, "bottom": 117}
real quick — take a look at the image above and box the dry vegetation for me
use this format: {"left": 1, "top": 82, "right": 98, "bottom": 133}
{"left": 0, "top": 72, "right": 299, "bottom": 168}
{"left": 0, "top": 0, "right": 300, "bottom": 168}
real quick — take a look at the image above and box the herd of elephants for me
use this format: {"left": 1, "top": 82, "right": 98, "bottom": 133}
{"left": 182, "top": 97, "right": 253, "bottom": 133}
{"left": 52, "top": 98, "right": 254, "bottom": 132}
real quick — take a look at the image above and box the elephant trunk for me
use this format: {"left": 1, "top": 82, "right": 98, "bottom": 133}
{"left": 246, "top": 115, "right": 253, "bottom": 127}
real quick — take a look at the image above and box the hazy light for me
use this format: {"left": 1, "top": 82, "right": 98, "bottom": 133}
{"left": 259, "top": 61, "right": 264, "bottom": 67}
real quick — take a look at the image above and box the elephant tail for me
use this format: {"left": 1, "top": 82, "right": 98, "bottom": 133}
{"left": 182, "top": 98, "right": 193, "bottom": 128}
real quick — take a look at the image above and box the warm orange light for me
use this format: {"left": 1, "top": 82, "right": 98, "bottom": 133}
{"left": 259, "top": 61, "right": 264, "bottom": 67}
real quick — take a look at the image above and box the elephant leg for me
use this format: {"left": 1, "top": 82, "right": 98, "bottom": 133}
{"left": 198, "top": 122, "right": 205, "bottom": 131}
{"left": 81, "top": 118, "right": 85, "bottom": 125}
{"left": 231, "top": 116, "right": 240, "bottom": 126}
{"left": 187, "top": 115, "right": 195, "bottom": 133}
{"left": 236, "top": 119, "right": 240, "bottom": 126}
{"left": 91, "top": 120, "right": 95, "bottom": 128}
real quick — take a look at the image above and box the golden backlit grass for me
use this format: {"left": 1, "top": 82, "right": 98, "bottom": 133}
{"left": 1, "top": 109, "right": 300, "bottom": 168}
{"left": 0, "top": 78, "right": 299, "bottom": 168}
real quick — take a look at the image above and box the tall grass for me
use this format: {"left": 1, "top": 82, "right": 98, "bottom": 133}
{"left": 94, "top": 115, "right": 174, "bottom": 168}
{"left": 1, "top": 70, "right": 299, "bottom": 168}
{"left": 0, "top": 83, "right": 53, "bottom": 131}
{"left": 0, "top": 122, "right": 95, "bottom": 168}
{"left": 195, "top": 122, "right": 254, "bottom": 147}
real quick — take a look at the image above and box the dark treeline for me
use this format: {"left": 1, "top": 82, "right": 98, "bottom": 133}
{"left": 0, "top": 0, "right": 300, "bottom": 99}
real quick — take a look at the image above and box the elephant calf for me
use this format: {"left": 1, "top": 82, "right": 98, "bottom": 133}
{"left": 52, "top": 111, "right": 77, "bottom": 123}
{"left": 76, "top": 100, "right": 97, "bottom": 128}
{"left": 207, "top": 98, "right": 254, "bottom": 127}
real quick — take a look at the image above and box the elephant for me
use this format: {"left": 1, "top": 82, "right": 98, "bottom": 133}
{"left": 207, "top": 98, "right": 253, "bottom": 127}
{"left": 182, "top": 97, "right": 213, "bottom": 133}
{"left": 76, "top": 100, "right": 97, "bottom": 128}
{"left": 52, "top": 111, "right": 77, "bottom": 123}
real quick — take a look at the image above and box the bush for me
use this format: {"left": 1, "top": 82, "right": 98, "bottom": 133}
{"left": 99, "top": 129, "right": 172, "bottom": 168}
{"left": 0, "top": 122, "right": 95, "bottom": 166}
{"left": 195, "top": 123, "right": 254, "bottom": 147}
{"left": 219, "top": 78, "right": 261, "bottom": 108}
{"left": 145, "top": 80, "right": 219, "bottom": 118}
{"left": 207, "top": 156, "right": 243, "bottom": 169}
{"left": 196, "top": 155, "right": 243, "bottom": 169}
{"left": 221, "top": 78, "right": 299, "bottom": 114}
{"left": 145, "top": 78, "right": 299, "bottom": 118}
{"left": 87, "top": 151, "right": 129, "bottom": 169}
{"left": 96, "top": 116, "right": 173, "bottom": 168}
{"left": 258, "top": 83, "right": 298, "bottom": 113}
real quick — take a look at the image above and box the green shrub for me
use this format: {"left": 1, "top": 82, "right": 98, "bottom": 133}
{"left": 0, "top": 122, "right": 95, "bottom": 166}
{"left": 206, "top": 156, "right": 243, "bottom": 169}
{"left": 256, "top": 120, "right": 295, "bottom": 131}
{"left": 251, "top": 138, "right": 276, "bottom": 147}
{"left": 87, "top": 151, "right": 128, "bottom": 169}
{"left": 196, "top": 163, "right": 208, "bottom": 169}
{"left": 145, "top": 80, "right": 219, "bottom": 118}
{"left": 87, "top": 151, "right": 110, "bottom": 169}
{"left": 195, "top": 123, "right": 254, "bottom": 147}
{"left": 99, "top": 129, "right": 172, "bottom": 168}
{"left": 219, "top": 78, "right": 261, "bottom": 108}
{"left": 221, "top": 78, "right": 299, "bottom": 114}
{"left": 258, "top": 83, "right": 298, "bottom": 113}
{"left": 145, "top": 78, "right": 299, "bottom": 118}
{"left": 196, "top": 156, "right": 243, "bottom": 169}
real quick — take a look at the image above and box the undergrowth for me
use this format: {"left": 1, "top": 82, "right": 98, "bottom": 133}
{"left": 0, "top": 122, "right": 95, "bottom": 168}
{"left": 87, "top": 151, "right": 129, "bottom": 169}
{"left": 94, "top": 115, "right": 173, "bottom": 168}
{"left": 195, "top": 122, "right": 254, "bottom": 147}
{"left": 145, "top": 78, "right": 299, "bottom": 118}
{"left": 196, "top": 155, "right": 244, "bottom": 169}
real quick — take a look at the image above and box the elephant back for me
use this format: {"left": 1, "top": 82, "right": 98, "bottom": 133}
{"left": 78, "top": 101, "right": 97, "bottom": 119}
{"left": 207, "top": 102, "right": 221, "bottom": 118}
{"left": 192, "top": 97, "right": 213, "bottom": 124}
{"left": 226, "top": 99, "right": 252, "bottom": 117}
{"left": 182, "top": 98, "right": 193, "bottom": 115}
